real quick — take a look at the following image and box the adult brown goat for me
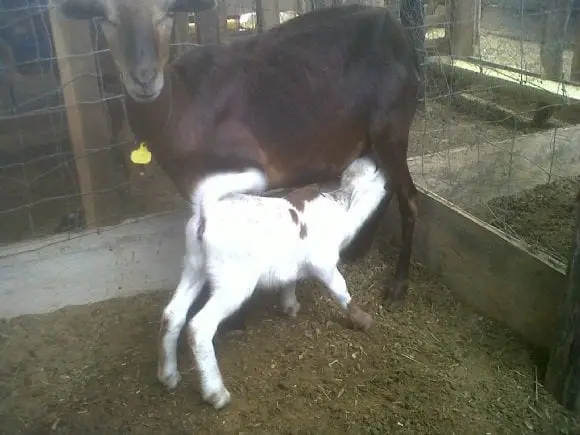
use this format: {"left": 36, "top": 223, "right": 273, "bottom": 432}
{"left": 56, "top": 0, "right": 420, "bottom": 303}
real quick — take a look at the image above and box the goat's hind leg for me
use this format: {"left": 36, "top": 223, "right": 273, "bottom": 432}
{"left": 188, "top": 274, "right": 256, "bottom": 409}
{"left": 158, "top": 259, "right": 206, "bottom": 389}
{"left": 315, "top": 266, "right": 372, "bottom": 331}
{"left": 280, "top": 283, "right": 300, "bottom": 318}
{"left": 370, "top": 111, "right": 418, "bottom": 303}
{"left": 384, "top": 159, "right": 417, "bottom": 302}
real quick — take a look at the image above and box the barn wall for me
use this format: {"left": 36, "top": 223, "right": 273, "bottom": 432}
{"left": 0, "top": 211, "right": 188, "bottom": 319}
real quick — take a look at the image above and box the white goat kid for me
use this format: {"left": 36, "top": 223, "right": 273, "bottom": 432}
{"left": 157, "top": 156, "right": 389, "bottom": 410}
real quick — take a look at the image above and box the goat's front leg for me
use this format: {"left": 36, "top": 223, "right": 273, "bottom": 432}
{"left": 187, "top": 275, "right": 255, "bottom": 409}
{"left": 280, "top": 283, "right": 300, "bottom": 318}
{"left": 158, "top": 259, "right": 206, "bottom": 389}
{"left": 315, "top": 266, "right": 373, "bottom": 331}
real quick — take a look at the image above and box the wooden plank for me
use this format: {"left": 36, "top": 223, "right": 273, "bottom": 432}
{"left": 570, "top": 13, "right": 580, "bottom": 83}
{"left": 256, "top": 0, "right": 280, "bottom": 33}
{"left": 446, "top": 91, "right": 567, "bottom": 131}
{"left": 195, "top": 9, "right": 220, "bottom": 44}
{"left": 427, "top": 56, "right": 580, "bottom": 104}
{"left": 383, "top": 187, "right": 566, "bottom": 350}
{"left": 545, "top": 188, "right": 580, "bottom": 413}
{"left": 172, "top": 13, "right": 191, "bottom": 57}
{"left": 48, "top": 7, "right": 121, "bottom": 228}
{"left": 217, "top": 0, "right": 228, "bottom": 43}
{"left": 540, "top": 0, "right": 571, "bottom": 81}
{"left": 537, "top": 0, "right": 572, "bottom": 126}
{"left": 400, "top": 0, "right": 426, "bottom": 106}
{"left": 425, "top": 12, "right": 447, "bottom": 28}
{"left": 425, "top": 35, "right": 451, "bottom": 56}
{"left": 449, "top": 0, "right": 480, "bottom": 58}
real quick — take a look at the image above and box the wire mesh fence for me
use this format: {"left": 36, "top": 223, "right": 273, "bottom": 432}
{"left": 404, "top": 0, "right": 580, "bottom": 264}
{"left": 0, "top": 0, "right": 578, "bottom": 266}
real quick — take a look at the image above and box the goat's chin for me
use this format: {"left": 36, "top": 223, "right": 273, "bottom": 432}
{"left": 129, "top": 91, "right": 162, "bottom": 103}
{"left": 123, "top": 77, "right": 164, "bottom": 103}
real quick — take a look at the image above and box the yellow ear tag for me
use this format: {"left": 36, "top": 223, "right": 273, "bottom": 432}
{"left": 130, "top": 142, "right": 152, "bottom": 165}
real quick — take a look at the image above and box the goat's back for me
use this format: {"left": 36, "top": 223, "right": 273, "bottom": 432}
{"left": 197, "top": 192, "right": 344, "bottom": 255}
{"left": 170, "top": 5, "right": 420, "bottom": 187}
{"left": 175, "top": 5, "right": 418, "bottom": 114}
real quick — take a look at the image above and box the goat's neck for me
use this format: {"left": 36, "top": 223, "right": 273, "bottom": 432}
{"left": 124, "top": 73, "right": 175, "bottom": 145}
{"left": 331, "top": 185, "right": 382, "bottom": 243}
{"left": 123, "top": 72, "right": 197, "bottom": 198}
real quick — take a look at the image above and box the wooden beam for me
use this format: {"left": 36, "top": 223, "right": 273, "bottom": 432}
{"left": 400, "top": 0, "right": 426, "bottom": 106}
{"left": 545, "top": 188, "right": 580, "bottom": 413}
{"left": 195, "top": 3, "right": 227, "bottom": 45}
{"left": 295, "top": 0, "right": 306, "bottom": 14}
{"left": 425, "top": 12, "right": 447, "bottom": 28}
{"left": 426, "top": 56, "right": 580, "bottom": 106}
{"left": 540, "top": 0, "right": 571, "bottom": 81}
{"left": 49, "top": 6, "right": 121, "bottom": 229}
{"left": 195, "top": 9, "right": 220, "bottom": 44}
{"left": 537, "top": 0, "right": 572, "bottom": 126}
{"left": 256, "top": 0, "right": 280, "bottom": 33}
{"left": 570, "top": 12, "right": 580, "bottom": 83}
{"left": 449, "top": 0, "right": 480, "bottom": 58}
{"left": 383, "top": 186, "right": 566, "bottom": 350}
{"left": 217, "top": 0, "right": 228, "bottom": 44}
{"left": 447, "top": 91, "right": 568, "bottom": 131}
{"left": 172, "top": 13, "right": 191, "bottom": 58}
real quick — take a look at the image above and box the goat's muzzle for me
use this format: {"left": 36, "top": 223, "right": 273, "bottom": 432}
{"left": 124, "top": 69, "right": 164, "bottom": 102}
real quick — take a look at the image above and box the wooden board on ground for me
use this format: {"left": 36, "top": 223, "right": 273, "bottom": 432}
{"left": 383, "top": 187, "right": 566, "bottom": 350}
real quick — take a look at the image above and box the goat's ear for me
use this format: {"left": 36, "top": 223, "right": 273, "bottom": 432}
{"left": 170, "top": 0, "right": 217, "bottom": 13}
{"left": 58, "top": 0, "right": 107, "bottom": 20}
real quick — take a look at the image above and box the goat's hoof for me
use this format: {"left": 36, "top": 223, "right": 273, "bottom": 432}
{"left": 384, "top": 281, "right": 409, "bottom": 304}
{"left": 203, "top": 387, "right": 232, "bottom": 410}
{"left": 347, "top": 303, "right": 373, "bottom": 331}
{"left": 282, "top": 302, "right": 301, "bottom": 318}
{"left": 158, "top": 371, "right": 181, "bottom": 389}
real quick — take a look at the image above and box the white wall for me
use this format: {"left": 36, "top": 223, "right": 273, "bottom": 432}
{"left": 0, "top": 210, "right": 188, "bottom": 318}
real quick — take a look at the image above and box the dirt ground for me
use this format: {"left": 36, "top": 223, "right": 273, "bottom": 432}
{"left": 481, "top": 175, "right": 580, "bottom": 263}
{"left": 1, "top": 235, "right": 579, "bottom": 434}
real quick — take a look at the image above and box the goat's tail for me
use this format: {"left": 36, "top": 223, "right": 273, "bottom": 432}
{"left": 190, "top": 168, "right": 268, "bottom": 227}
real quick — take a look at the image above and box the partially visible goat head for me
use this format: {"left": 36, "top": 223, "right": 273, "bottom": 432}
{"left": 57, "top": 0, "right": 216, "bottom": 102}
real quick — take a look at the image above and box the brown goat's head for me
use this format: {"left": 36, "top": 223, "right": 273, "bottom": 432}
{"left": 57, "top": 0, "right": 216, "bottom": 102}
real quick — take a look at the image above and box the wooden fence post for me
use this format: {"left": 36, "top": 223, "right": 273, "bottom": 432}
{"left": 449, "top": 0, "right": 481, "bottom": 58}
{"left": 541, "top": 0, "right": 572, "bottom": 81}
{"left": 172, "top": 13, "right": 191, "bottom": 58}
{"left": 49, "top": 5, "right": 122, "bottom": 229}
{"left": 545, "top": 188, "right": 580, "bottom": 413}
{"left": 570, "top": 8, "right": 580, "bottom": 83}
{"left": 400, "top": 0, "right": 426, "bottom": 108}
{"left": 535, "top": 0, "right": 572, "bottom": 127}
{"left": 256, "top": 0, "right": 280, "bottom": 33}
